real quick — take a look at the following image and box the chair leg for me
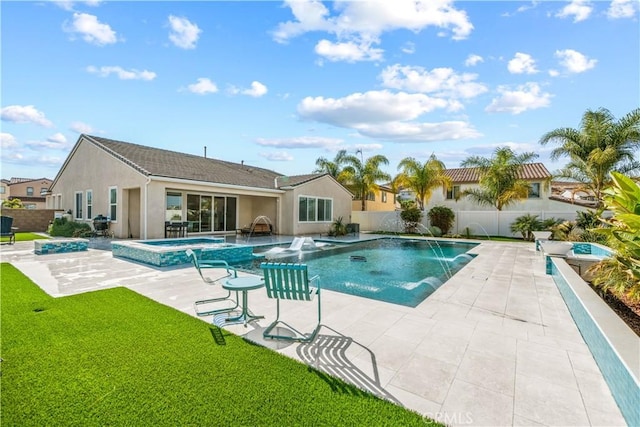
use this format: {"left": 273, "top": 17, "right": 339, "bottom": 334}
{"left": 263, "top": 294, "right": 321, "bottom": 343}
{"left": 194, "top": 290, "right": 239, "bottom": 317}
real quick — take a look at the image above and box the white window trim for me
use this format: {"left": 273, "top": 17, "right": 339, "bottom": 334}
{"left": 108, "top": 186, "right": 118, "bottom": 222}
{"left": 86, "top": 189, "right": 93, "bottom": 220}
{"left": 74, "top": 191, "right": 83, "bottom": 220}
{"left": 298, "top": 195, "right": 333, "bottom": 223}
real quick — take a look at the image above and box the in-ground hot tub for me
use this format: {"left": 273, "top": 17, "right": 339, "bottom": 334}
{"left": 112, "top": 237, "right": 255, "bottom": 267}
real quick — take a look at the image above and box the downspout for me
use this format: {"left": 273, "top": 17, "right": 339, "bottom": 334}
{"left": 144, "top": 175, "right": 151, "bottom": 239}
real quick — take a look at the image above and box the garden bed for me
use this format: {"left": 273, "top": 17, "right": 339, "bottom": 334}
{"left": 589, "top": 284, "right": 640, "bottom": 337}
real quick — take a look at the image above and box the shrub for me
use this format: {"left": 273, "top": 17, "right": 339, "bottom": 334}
{"left": 328, "top": 216, "right": 347, "bottom": 237}
{"left": 428, "top": 226, "right": 442, "bottom": 237}
{"left": 509, "top": 214, "right": 542, "bottom": 241}
{"left": 427, "top": 206, "right": 455, "bottom": 235}
{"left": 400, "top": 204, "right": 422, "bottom": 233}
{"left": 48, "top": 217, "right": 92, "bottom": 237}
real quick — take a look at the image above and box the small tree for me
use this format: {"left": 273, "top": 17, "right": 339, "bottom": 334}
{"left": 2, "top": 198, "right": 24, "bottom": 209}
{"left": 427, "top": 206, "right": 455, "bottom": 235}
{"left": 510, "top": 214, "right": 542, "bottom": 241}
{"left": 400, "top": 202, "right": 422, "bottom": 234}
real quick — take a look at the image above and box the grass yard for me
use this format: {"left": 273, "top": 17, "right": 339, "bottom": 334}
{"left": 0, "top": 263, "right": 439, "bottom": 426}
{"left": 1, "top": 232, "right": 48, "bottom": 243}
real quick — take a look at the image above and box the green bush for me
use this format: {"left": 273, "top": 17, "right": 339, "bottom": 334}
{"left": 400, "top": 204, "right": 422, "bottom": 233}
{"left": 428, "top": 226, "right": 442, "bottom": 237}
{"left": 510, "top": 214, "right": 542, "bottom": 241}
{"left": 48, "top": 217, "right": 92, "bottom": 237}
{"left": 427, "top": 206, "right": 455, "bottom": 235}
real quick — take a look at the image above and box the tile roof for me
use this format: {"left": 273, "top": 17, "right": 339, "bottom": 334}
{"left": 85, "top": 135, "right": 326, "bottom": 190}
{"left": 444, "top": 162, "right": 551, "bottom": 183}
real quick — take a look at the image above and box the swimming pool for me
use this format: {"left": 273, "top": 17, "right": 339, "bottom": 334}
{"left": 236, "top": 238, "right": 478, "bottom": 307}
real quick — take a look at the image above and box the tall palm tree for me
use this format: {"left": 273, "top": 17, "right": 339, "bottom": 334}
{"left": 314, "top": 149, "right": 349, "bottom": 184}
{"left": 460, "top": 147, "right": 538, "bottom": 211}
{"left": 341, "top": 154, "right": 391, "bottom": 211}
{"left": 539, "top": 107, "right": 640, "bottom": 203}
{"left": 396, "top": 154, "right": 452, "bottom": 210}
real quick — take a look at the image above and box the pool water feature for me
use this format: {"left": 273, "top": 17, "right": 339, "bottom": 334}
{"left": 112, "top": 237, "right": 255, "bottom": 267}
{"left": 239, "top": 238, "right": 478, "bottom": 307}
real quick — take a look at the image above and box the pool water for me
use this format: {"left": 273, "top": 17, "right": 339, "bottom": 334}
{"left": 237, "top": 238, "right": 478, "bottom": 307}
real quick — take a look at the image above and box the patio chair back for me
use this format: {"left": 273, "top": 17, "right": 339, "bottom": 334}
{"left": 1, "top": 216, "right": 16, "bottom": 244}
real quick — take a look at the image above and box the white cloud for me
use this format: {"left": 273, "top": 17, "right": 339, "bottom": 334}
{"left": 353, "top": 143, "right": 384, "bottom": 151}
{"left": 272, "top": 0, "right": 473, "bottom": 62}
{"left": 379, "top": 64, "right": 488, "bottom": 99}
{"left": 259, "top": 151, "right": 294, "bottom": 161}
{"left": 47, "top": 132, "right": 68, "bottom": 144}
{"left": 485, "top": 82, "right": 553, "bottom": 114}
{"left": 1, "top": 132, "right": 18, "bottom": 149}
{"left": 356, "top": 121, "right": 482, "bottom": 142}
{"left": 607, "top": 0, "right": 638, "bottom": 18}
{"left": 555, "top": 0, "right": 593, "bottom": 22}
{"left": 255, "top": 136, "right": 343, "bottom": 149}
{"left": 507, "top": 52, "right": 538, "bottom": 74}
{"left": 464, "top": 54, "right": 483, "bottom": 67}
{"left": 86, "top": 65, "right": 156, "bottom": 80}
{"left": 64, "top": 12, "right": 118, "bottom": 45}
{"left": 242, "top": 81, "right": 268, "bottom": 97}
{"left": 401, "top": 42, "right": 415, "bottom": 54}
{"left": 1, "top": 105, "right": 54, "bottom": 127}
{"left": 70, "top": 121, "right": 94, "bottom": 134}
{"left": 54, "top": 1, "right": 102, "bottom": 11}
{"left": 548, "top": 69, "right": 560, "bottom": 77}
{"left": 168, "top": 15, "right": 201, "bottom": 49}
{"left": 26, "top": 139, "right": 69, "bottom": 150}
{"left": 187, "top": 78, "right": 218, "bottom": 95}
{"left": 315, "top": 39, "right": 383, "bottom": 62}
{"left": 298, "top": 90, "right": 451, "bottom": 128}
{"left": 555, "top": 49, "right": 597, "bottom": 73}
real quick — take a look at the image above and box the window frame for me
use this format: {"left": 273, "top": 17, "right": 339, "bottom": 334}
{"left": 86, "top": 190, "right": 93, "bottom": 220}
{"left": 298, "top": 196, "right": 333, "bottom": 223}
{"left": 74, "top": 191, "right": 83, "bottom": 220}
{"left": 26, "top": 186, "right": 34, "bottom": 196}
{"left": 108, "top": 186, "right": 118, "bottom": 222}
{"left": 528, "top": 182, "right": 541, "bottom": 199}
{"left": 446, "top": 185, "right": 460, "bottom": 200}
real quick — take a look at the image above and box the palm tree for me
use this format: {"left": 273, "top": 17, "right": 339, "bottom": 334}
{"left": 460, "top": 147, "right": 538, "bottom": 211}
{"left": 539, "top": 107, "right": 640, "bottom": 203}
{"left": 341, "top": 154, "right": 391, "bottom": 211}
{"left": 314, "top": 149, "right": 349, "bottom": 183}
{"left": 396, "top": 154, "right": 452, "bottom": 210}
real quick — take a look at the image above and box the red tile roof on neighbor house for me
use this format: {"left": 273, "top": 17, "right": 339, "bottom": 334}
{"left": 444, "top": 162, "right": 551, "bottom": 183}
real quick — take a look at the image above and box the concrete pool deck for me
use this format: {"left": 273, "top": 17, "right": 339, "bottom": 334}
{"left": 0, "top": 236, "right": 628, "bottom": 426}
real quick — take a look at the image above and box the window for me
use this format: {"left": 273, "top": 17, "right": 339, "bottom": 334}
{"left": 299, "top": 196, "right": 332, "bottom": 222}
{"left": 40, "top": 187, "right": 48, "bottom": 195}
{"left": 528, "top": 183, "right": 541, "bottom": 198}
{"left": 365, "top": 191, "right": 375, "bottom": 201}
{"left": 382, "top": 192, "right": 387, "bottom": 203}
{"left": 56, "top": 194, "right": 62, "bottom": 209}
{"left": 86, "top": 190, "right": 93, "bottom": 219}
{"left": 109, "top": 186, "right": 117, "bottom": 221}
{"left": 0, "top": 186, "right": 5, "bottom": 194}
{"left": 74, "top": 191, "right": 83, "bottom": 220}
{"left": 24, "top": 203, "right": 36, "bottom": 209}
{"left": 166, "top": 192, "right": 183, "bottom": 221}
{"left": 27, "top": 187, "right": 34, "bottom": 196}
{"left": 446, "top": 185, "right": 460, "bottom": 200}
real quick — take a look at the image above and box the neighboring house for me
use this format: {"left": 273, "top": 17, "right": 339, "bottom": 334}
{"left": 351, "top": 184, "right": 397, "bottom": 211}
{"left": 2, "top": 177, "right": 52, "bottom": 209}
{"left": 47, "top": 135, "right": 353, "bottom": 239}
{"left": 427, "top": 163, "right": 569, "bottom": 211}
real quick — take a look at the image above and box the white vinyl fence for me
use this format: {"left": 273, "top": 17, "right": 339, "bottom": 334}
{"left": 352, "top": 209, "right": 588, "bottom": 238}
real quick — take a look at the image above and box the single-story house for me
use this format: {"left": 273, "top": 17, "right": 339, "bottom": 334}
{"left": 47, "top": 135, "right": 353, "bottom": 239}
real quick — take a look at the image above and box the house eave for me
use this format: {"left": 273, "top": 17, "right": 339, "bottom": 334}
{"left": 148, "top": 175, "right": 285, "bottom": 194}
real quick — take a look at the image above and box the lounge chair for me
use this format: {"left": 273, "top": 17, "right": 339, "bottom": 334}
{"left": 1, "top": 216, "right": 16, "bottom": 244}
{"left": 186, "top": 248, "right": 239, "bottom": 316}
{"left": 260, "top": 262, "right": 321, "bottom": 342}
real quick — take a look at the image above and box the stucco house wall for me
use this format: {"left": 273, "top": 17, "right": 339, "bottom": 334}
{"left": 49, "top": 135, "right": 351, "bottom": 239}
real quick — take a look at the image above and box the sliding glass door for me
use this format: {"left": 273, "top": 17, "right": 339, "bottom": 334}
{"left": 184, "top": 193, "right": 236, "bottom": 233}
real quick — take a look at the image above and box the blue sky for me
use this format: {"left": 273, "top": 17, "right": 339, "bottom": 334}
{"left": 1, "top": 0, "right": 639, "bottom": 181}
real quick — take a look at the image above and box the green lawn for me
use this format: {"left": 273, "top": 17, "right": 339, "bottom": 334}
{"left": 1, "top": 232, "right": 48, "bottom": 243}
{"left": 0, "top": 263, "right": 439, "bottom": 426}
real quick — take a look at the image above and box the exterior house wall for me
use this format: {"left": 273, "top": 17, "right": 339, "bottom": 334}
{"left": 49, "top": 139, "right": 147, "bottom": 238}
{"left": 426, "top": 180, "right": 561, "bottom": 212}
{"left": 351, "top": 188, "right": 396, "bottom": 211}
{"left": 5, "top": 179, "right": 52, "bottom": 209}
{"left": 281, "top": 175, "right": 352, "bottom": 235}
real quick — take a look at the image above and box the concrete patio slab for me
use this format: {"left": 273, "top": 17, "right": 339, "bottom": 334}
{"left": 0, "top": 236, "right": 628, "bottom": 426}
